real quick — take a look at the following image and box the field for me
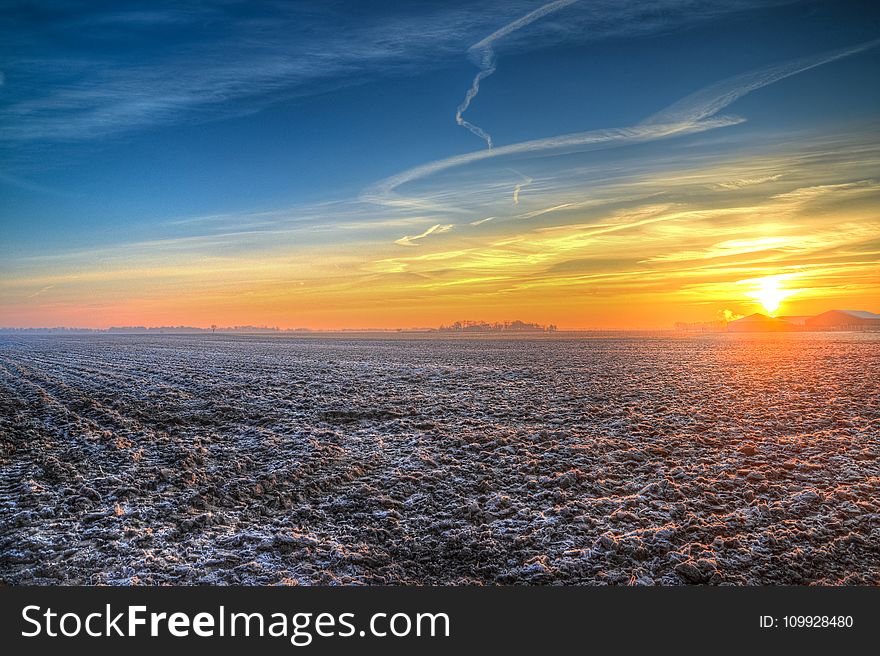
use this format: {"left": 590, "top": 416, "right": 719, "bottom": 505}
{"left": 1, "top": 332, "right": 878, "bottom": 585}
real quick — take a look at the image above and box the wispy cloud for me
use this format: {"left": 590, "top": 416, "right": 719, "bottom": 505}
{"left": 357, "top": 130, "right": 880, "bottom": 323}
{"left": 366, "top": 117, "right": 743, "bottom": 204}
{"left": 7, "top": 129, "right": 878, "bottom": 328}
{"left": 0, "top": 1, "right": 792, "bottom": 153}
{"left": 451, "top": 0, "right": 793, "bottom": 148}
{"left": 0, "top": 169, "right": 69, "bottom": 195}
{"left": 511, "top": 170, "right": 533, "bottom": 205}
{"left": 642, "top": 39, "right": 880, "bottom": 126}
{"left": 714, "top": 174, "right": 783, "bottom": 190}
{"left": 26, "top": 284, "right": 54, "bottom": 299}
{"left": 394, "top": 223, "right": 454, "bottom": 247}
{"left": 367, "top": 38, "right": 879, "bottom": 208}
{"left": 0, "top": 4, "right": 503, "bottom": 147}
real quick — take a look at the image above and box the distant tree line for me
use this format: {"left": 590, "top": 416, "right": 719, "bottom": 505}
{"left": 437, "top": 320, "right": 557, "bottom": 333}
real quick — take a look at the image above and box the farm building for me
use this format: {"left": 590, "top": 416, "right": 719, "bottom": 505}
{"left": 727, "top": 313, "right": 799, "bottom": 332}
{"left": 805, "top": 310, "right": 880, "bottom": 330}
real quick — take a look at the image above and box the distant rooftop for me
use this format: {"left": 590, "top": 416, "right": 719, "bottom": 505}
{"left": 724, "top": 309, "right": 880, "bottom": 332}
{"left": 834, "top": 310, "right": 880, "bottom": 319}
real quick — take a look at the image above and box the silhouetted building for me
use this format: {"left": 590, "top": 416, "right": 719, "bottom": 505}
{"left": 726, "top": 313, "right": 798, "bottom": 332}
{"left": 805, "top": 310, "right": 880, "bottom": 331}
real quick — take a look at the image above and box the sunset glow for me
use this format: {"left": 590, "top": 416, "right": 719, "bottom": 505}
{"left": 1, "top": 2, "right": 878, "bottom": 329}
{"left": 743, "top": 275, "right": 796, "bottom": 316}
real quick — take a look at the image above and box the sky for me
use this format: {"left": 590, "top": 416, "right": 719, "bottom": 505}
{"left": 1, "top": 0, "right": 879, "bottom": 329}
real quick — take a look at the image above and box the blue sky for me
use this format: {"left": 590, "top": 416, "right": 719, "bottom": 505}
{"left": 2, "top": 0, "right": 879, "bottom": 328}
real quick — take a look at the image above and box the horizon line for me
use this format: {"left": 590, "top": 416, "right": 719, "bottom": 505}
{"left": 2, "top": 308, "right": 876, "bottom": 334}
{"left": 0, "top": 324, "right": 680, "bottom": 334}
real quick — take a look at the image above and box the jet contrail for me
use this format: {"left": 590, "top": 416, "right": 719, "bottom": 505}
{"left": 456, "top": 0, "right": 580, "bottom": 148}
{"left": 510, "top": 169, "right": 534, "bottom": 205}
{"left": 369, "top": 39, "right": 879, "bottom": 203}
{"left": 26, "top": 284, "right": 55, "bottom": 299}
{"left": 395, "top": 223, "right": 454, "bottom": 246}
{"left": 369, "top": 117, "right": 741, "bottom": 201}
{"left": 642, "top": 38, "right": 880, "bottom": 126}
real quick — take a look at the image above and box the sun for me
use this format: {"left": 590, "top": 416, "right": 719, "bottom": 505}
{"left": 747, "top": 276, "right": 793, "bottom": 316}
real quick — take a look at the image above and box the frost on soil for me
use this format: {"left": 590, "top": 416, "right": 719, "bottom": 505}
{"left": 1, "top": 333, "right": 878, "bottom": 585}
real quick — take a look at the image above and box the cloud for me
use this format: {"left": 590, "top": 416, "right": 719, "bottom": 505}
{"left": 394, "top": 223, "right": 454, "bottom": 247}
{"left": 511, "top": 170, "right": 533, "bottom": 204}
{"left": 367, "top": 38, "right": 879, "bottom": 207}
{"left": 0, "top": 4, "right": 505, "bottom": 146}
{"left": 451, "top": 0, "right": 795, "bottom": 149}
{"left": 455, "top": 0, "right": 580, "bottom": 148}
{"left": 714, "top": 174, "right": 783, "bottom": 190}
{"left": 770, "top": 180, "right": 877, "bottom": 204}
{"left": 359, "top": 128, "right": 880, "bottom": 318}
{"left": 643, "top": 39, "right": 880, "bottom": 127}
{"left": 6, "top": 129, "right": 879, "bottom": 328}
{"left": 367, "top": 117, "right": 743, "bottom": 204}
{"left": 2, "top": 3, "right": 790, "bottom": 146}
{"left": 0, "top": 169, "right": 68, "bottom": 195}
{"left": 26, "top": 284, "right": 55, "bottom": 299}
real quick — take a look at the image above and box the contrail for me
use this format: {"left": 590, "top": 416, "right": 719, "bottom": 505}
{"left": 510, "top": 169, "right": 534, "bottom": 205}
{"left": 369, "top": 39, "right": 879, "bottom": 203}
{"left": 27, "top": 284, "right": 55, "bottom": 299}
{"left": 456, "top": 0, "right": 580, "bottom": 148}
{"left": 369, "top": 117, "right": 741, "bottom": 201}
{"left": 642, "top": 38, "right": 880, "bottom": 126}
{"left": 395, "top": 223, "right": 454, "bottom": 246}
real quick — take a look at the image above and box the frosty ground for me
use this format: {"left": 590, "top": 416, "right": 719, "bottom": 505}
{"left": 1, "top": 333, "right": 878, "bottom": 585}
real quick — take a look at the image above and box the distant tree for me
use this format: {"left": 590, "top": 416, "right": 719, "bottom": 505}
{"left": 211, "top": 324, "right": 217, "bottom": 334}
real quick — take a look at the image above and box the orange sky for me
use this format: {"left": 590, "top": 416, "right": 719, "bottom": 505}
{"left": 3, "top": 132, "right": 879, "bottom": 330}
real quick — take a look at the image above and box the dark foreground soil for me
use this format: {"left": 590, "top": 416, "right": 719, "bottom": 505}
{"left": 1, "top": 333, "right": 878, "bottom": 585}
